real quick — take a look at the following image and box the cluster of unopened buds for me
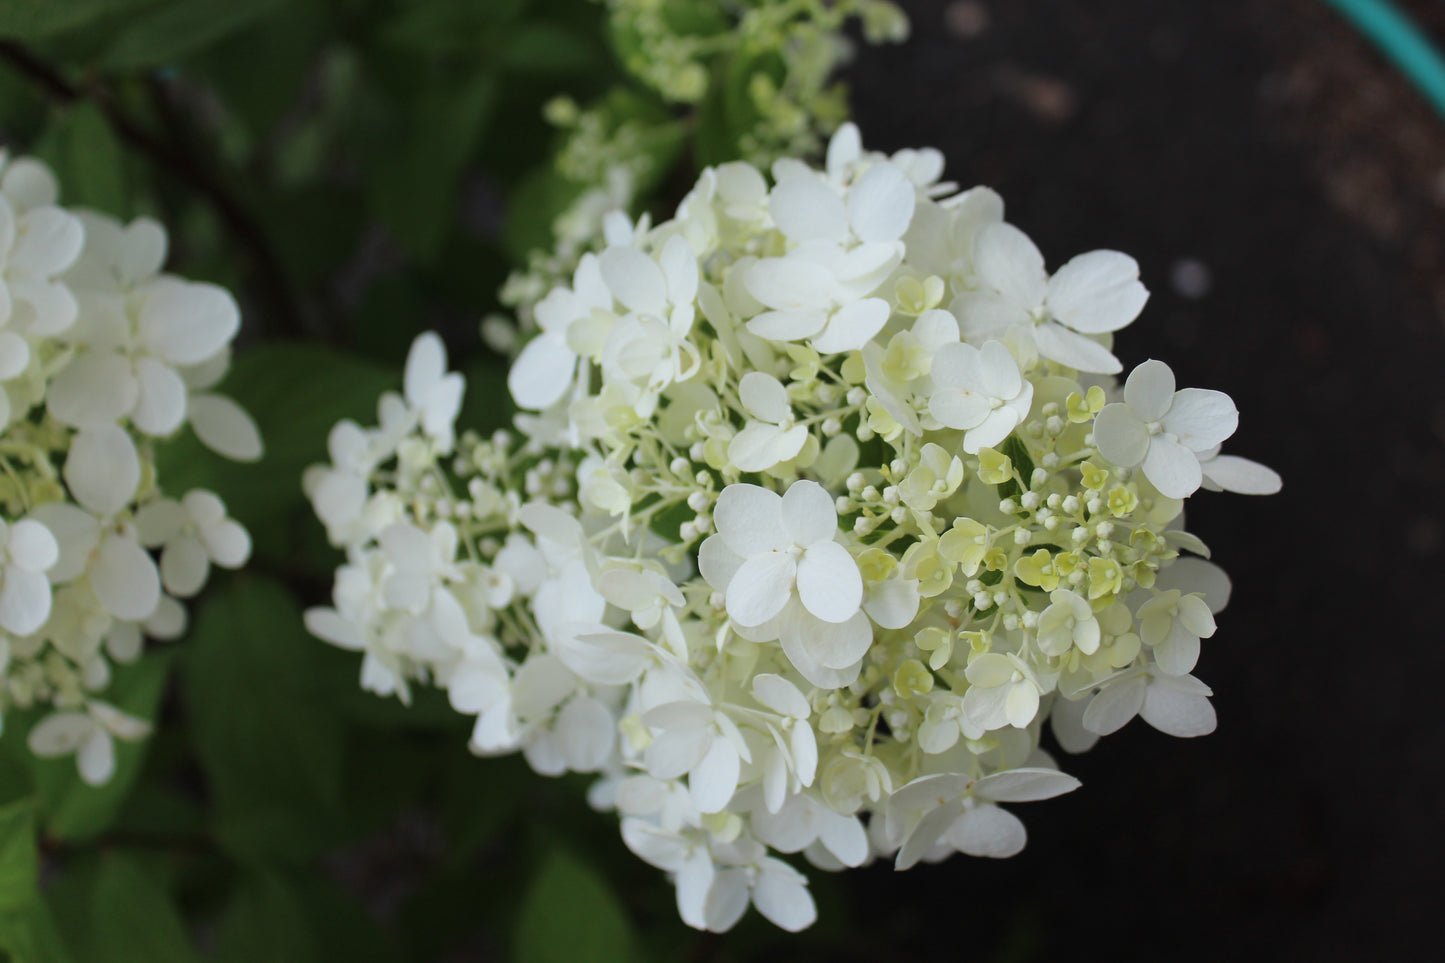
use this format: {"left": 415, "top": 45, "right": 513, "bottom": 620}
{"left": 0, "top": 154, "right": 260, "bottom": 784}
{"left": 306, "top": 123, "right": 1279, "bottom": 932}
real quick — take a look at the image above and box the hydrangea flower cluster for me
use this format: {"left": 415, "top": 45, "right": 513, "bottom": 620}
{"left": 0, "top": 154, "right": 260, "bottom": 785}
{"left": 497, "top": 0, "right": 909, "bottom": 334}
{"left": 306, "top": 124, "right": 1278, "bottom": 932}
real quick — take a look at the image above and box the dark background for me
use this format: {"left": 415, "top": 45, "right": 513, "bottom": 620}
{"left": 835, "top": 1, "right": 1445, "bottom": 959}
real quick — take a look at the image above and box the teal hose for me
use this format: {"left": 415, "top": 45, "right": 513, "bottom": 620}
{"left": 1319, "top": 0, "right": 1445, "bottom": 121}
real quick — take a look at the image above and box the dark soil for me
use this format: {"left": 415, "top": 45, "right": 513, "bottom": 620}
{"left": 842, "top": 1, "right": 1445, "bottom": 959}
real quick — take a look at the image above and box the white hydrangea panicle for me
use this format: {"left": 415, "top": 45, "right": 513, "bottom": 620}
{"left": 309, "top": 122, "right": 1278, "bottom": 933}
{"left": 0, "top": 155, "right": 259, "bottom": 785}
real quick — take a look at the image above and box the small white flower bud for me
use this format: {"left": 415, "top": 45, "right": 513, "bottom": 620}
{"left": 846, "top": 387, "right": 867, "bottom": 406}
{"left": 687, "top": 491, "right": 710, "bottom": 512}
{"left": 1013, "top": 529, "right": 1031, "bottom": 545}
{"left": 998, "top": 498, "right": 1017, "bottom": 514}
{"left": 670, "top": 457, "right": 690, "bottom": 475}
{"left": 846, "top": 472, "right": 865, "bottom": 492}
{"left": 1020, "top": 492, "right": 1041, "bottom": 510}
{"left": 1061, "top": 495, "right": 1080, "bottom": 513}
{"left": 822, "top": 417, "right": 842, "bottom": 436}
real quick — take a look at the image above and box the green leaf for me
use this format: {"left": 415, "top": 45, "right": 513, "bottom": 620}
{"left": 214, "top": 872, "right": 315, "bottom": 963}
{"left": 500, "top": 24, "right": 605, "bottom": 75}
{"left": 996, "top": 433, "right": 1036, "bottom": 501}
{"left": 0, "top": 800, "right": 37, "bottom": 914}
{"left": 89, "top": 854, "right": 197, "bottom": 963}
{"left": 514, "top": 847, "right": 640, "bottom": 963}
{"left": 50, "top": 101, "right": 127, "bottom": 217}
{"left": 363, "top": 68, "right": 497, "bottom": 262}
{"left": 0, "top": 0, "right": 157, "bottom": 40}
{"left": 103, "top": 0, "right": 287, "bottom": 69}
{"left": 181, "top": 577, "right": 346, "bottom": 864}
{"left": 33, "top": 653, "right": 172, "bottom": 843}
{"left": 0, "top": 900, "right": 75, "bottom": 963}
{"left": 151, "top": 343, "right": 396, "bottom": 576}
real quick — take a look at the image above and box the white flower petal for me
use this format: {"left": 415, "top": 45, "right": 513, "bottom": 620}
{"left": 2, "top": 159, "right": 59, "bottom": 209}
{"left": 947, "top": 803, "right": 1027, "bottom": 858}
{"left": 138, "top": 279, "right": 240, "bottom": 365}
{"left": 690, "top": 736, "right": 740, "bottom": 813}
{"left": 974, "top": 223, "right": 1047, "bottom": 309}
{"left": 847, "top": 161, "right": 916, "bottom": 243}
{"left": 770, "top": 175, "right": 848, "bottom": 243}
{"left": 713, "top": 484, "right": 788, "bottom": 556}
{"left": 1201, "top": 454, "right": 1281, "bottom": 495}
{"left": 0, "top": 567, "right": 51, "bottom": 635}
{"left": 973, "top": 767, "right": 1081, "bottom": 802}
{"left": 29, "top": 503, "right": 99, "bottom": 582}
{"left": 200, "top": 519, "right": 250, "bottom": 568}
{"left": 403, "top": 332, "right": 446, "bottom": 409}
{"left": 1082, "top": 677, "right": 1146, "bottom": 735}
{"left": 810, "top": 610, "right": 873, "bottom": 669}
{"left": 188, "top": 393, "right": 263, "bottom": 461}
{"left": 9, "top": 518, "right": 58, "bottom": 572}
{"left": 1046, "top": 250, "right": 1148, "bottom": 334}
{"left": 745, "top": 258, "right": 836, "bottom": 311}
{"left": 507, "top": 335, "right": 576, "bottom": 411}
{"left": 119, "top": 217, "right": 167, "bottom": 284}
{"left": 90, "top": 534, "right": 161, "bottom": 621}
{"left": 1031, "top": 321, "right": 1122, "bottom": 374}
{"left": 1092, "top": 404, "right": 1149, "bottom": 468}
{"left": 304, "top": 607, "right": 365, "bottom": 651}
{"left": 599, "top": 245, "right": 667, "bottom": 317}
{"left": 738, "top": 371, "right": 791, "bottom": 424}
{"left": 1123, "top": 359, "right": 1176, "bottom": 420}
{"left": 77, "top": 729, "right": 116, "bottom": 786}
{"left": 557, "top": 695, "right": 614, "bottom": 772}
{"left": 131, "top": 357, "right": 188, "bottom": 436}
{"left": 12, "top": 207, "right": 84, "bottom": 276}
{"left": 812, "top": 298, "right": 890, "bottom": 354}
{"left": 1140, "top": 683, "right": 1216, "bottom": 737}
{"left": 895, "top": 800, "right": 959, "bottom": 871}
{"left": 752, "top": 674, "right": 809, "bottom": 718}
{"left": 28, "top": 712, "right": 92, "bottom": 757}
{"left": 864, "top": 576, "right": 920, "bottom": 629}
{"left": 1163, "top": 388, "right": 1238, "bottom": 452}
{"left": 160, "top": 535, "right": 210, "bottom": 598}
{"left": 726, "top": 552, "right": 796, "bottom": 627}
{"left": 47, "top": 351, "right": 138, "bottom": 428}
{"left": 0, "top": 331, "right": 30, "bottom": 379}
{"left": 645, "top": 726, "right": 711, "bottom": 780}
{"left": 65, "top": 425, "right": 141, "bottom": 516}
{"left": 752, "top": 861, "right": 816, "bottom": 932}
{"left": 796, "top": 541, "right": 862, "bottom": 624}
{"left": 1141, "top": 437, "right": 1203, "bottom": 499}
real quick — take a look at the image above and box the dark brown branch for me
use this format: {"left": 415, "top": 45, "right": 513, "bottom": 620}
{"left": 0, "top": 41, "right": 303, "bottom": 339}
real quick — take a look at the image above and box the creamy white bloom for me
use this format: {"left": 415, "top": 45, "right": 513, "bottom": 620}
{"left": 928, "top": 340, "right": 1034, "bottom": 453}
{"left": 953, "top": 223, "right": 1147, "bottom": 374}
{"left": 1093, "top": 359, "right": 1239, "bottom": 498}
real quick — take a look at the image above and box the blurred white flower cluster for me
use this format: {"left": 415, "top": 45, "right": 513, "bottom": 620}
{"left": 0, "top": 154, "right": 260, "bottom": 785}
{"left": 306, "top": 124, "right": 1278, "bottom": 932}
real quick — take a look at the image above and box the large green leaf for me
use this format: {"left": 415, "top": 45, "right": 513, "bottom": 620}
{"left": 152, "top": 342, "right": 396, "bottom": 576}
{"left": 89, "top": 855, "right": 197, "bottom": 963}
{"left": 102, "top": 0, "right": 288, "bottom": 69}
{"left": 49, "top": 101, "right": 128, "bottom": 217}
{"left": 213, "top": 871, "right": 315, "bottom": 963}
{"left": 0, "top": 901, "right": 74, "bottom": 963}
{"left": 514, "top": 846, "right": 641, "bottom": 963}
{"left": 362, "top": 68, "right": 498, "bottom": 263}
{"left": 32, "top": 652, "right": 172, "bottom": 843}
{"left": 180, "top": 577, "right": 346, "bottom": 864}
{"left": 0, "top": 800, "right": 37, "bottom": 914}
